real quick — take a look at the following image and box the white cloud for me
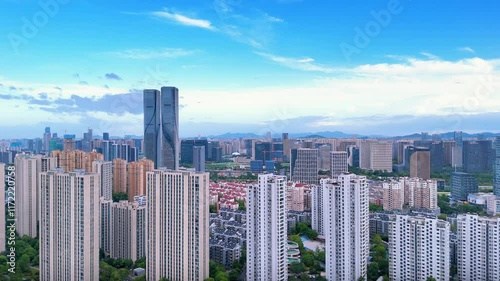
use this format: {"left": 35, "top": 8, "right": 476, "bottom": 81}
{"left": 108, "top": 48, "right": 196, "bottom": 59}
{"left": 255, "top": 52, "right": 334, "bottom": 73}
{"left": 264, "top": 13, "right": 284, "bottom": 23}
{"left": 458, "top": 46, "right": 475, "bottom": 54}
{"left": 420, "top": 52, "right": 441, "bottom": 60}
{"left": 151, "top": 11, "right": 215, "bottom": 30}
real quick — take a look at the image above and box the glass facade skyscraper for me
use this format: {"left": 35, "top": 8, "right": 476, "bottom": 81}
{"left": 143, "top": 87, "right": 179, "bottom": 170}
{"left": 494, "top": 136, "right": 500, "bottom": 196}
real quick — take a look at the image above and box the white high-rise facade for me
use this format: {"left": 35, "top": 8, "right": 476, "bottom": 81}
{"left": 311, "top": 184, "right": 324, "bottom": 235}
{"left": 40, "top": 169, "right": 100, "bottom": 281}
{"left": 457, "top": 214, "right": 500, "bottom": 281}
{"left": 321, "top": 174, "right": 369, "bottom": 281}
{"left": 146, "top": 169, "right": 209, "bottom": 281}
{"left": 247, "top": 174, "right": 288, "bottom": 281}
{"left": 291, "top": 148, "right": 319, "bottom": 184}
{"left": 110, "top": 200, "right": 146, "bottom": 261}
{"left": 92, "top": 160, "right": 112, "bottom": 201}
{"left": 359, "top": 140, "right": 392, "bottom": 171}
{"left": 388, "top": 215, "right": 450, "bottom": 281}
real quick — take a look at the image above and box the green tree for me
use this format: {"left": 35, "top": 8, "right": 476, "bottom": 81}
{"left": 289, "top": 235, "right": 305, "bottom": 253}
{"left": 134, "top": 257, "right": 146, "bottom": 269}
{"left": 112, "top": 192, "right": 128, "bottom": 202}
{"left": 289, "top": 262, "right": 306, "bottom": 274}
{"left": 215, "top": 271, "right": 229, "bottom": 281}
{"left": 302, "top": 252, "right": 316, "bottom": 267}
{"left": 18, "top": 254, "right": 30, "bottom": 273}
{"left": 426, "top": 277, "right": 437, "bottom": 281}
{"left": 369, "top": 203, "right": 384, "bottom": 212}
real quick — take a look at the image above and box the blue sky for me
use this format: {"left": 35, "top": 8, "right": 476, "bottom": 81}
{"left": 1, "top": 0, "right": 499, "bottom": 138}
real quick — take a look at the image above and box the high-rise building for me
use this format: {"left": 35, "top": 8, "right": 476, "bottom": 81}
{"left": 247, "top": 174, "right": 287, "bottom": 281}
{"left": 457, "top": 214, "right": 500, "bottom": 281}
{"left": 103, "top": 132, "right": 109, "bottom": 141}
{"left": 389, "top": 215, "right": 450, "bottom": 281}
{"left": 401, "top": 178, "right": 438, "bottom": 210}
{"left": 146, "top": 170, "right": 209, "bottom": 281}
{"left": 40, "top": 169, "right": 100, "bottom": 281}
{"left": 100, "top": 199, "right": 112, "bottom": 254}
{"left": 311, "top": 184, "right": 324, "bottom": 235}
{"left": 347, "top": 146, "right": 360, "bottom": 168}
{"left": 451, "top": 172, "right": 478, "bottom": 202}
{"left": 320, "top": 174, "right": 369, "bottom": 281}
{"left": 443, "top": 141, "right": 456, "bottom": 166}
{"left": 286, "top": 182, "right": 306, "bottom": 212}
{"left": 51, "top": 150, "right": 103, "bottom": 172}
{"left": 143, "top": 87, "right": 180, "bottom": 170}
{"left": 360, "top": 140, "right": 392, "bottom": 172}
{"left": 463, "top": 140, "right": 494, "bottom": 173}
{"left": 253, "top": 141, "right": 272, "bottom": 161}
{"left": 318, "top": 145, "right": 331, "bottom": 171}
{"left": 383, "top": 181, "right": 404, "bottom": 210}
{"left": 494, "top": 136, "right": 500, "bottom": 196}
{"left": 290, "top": 148, "right": 319, "bottom": 184}
{"left": 330, "top": 151, "right": 348, "bottom": 177}
{"left": 407, "top": 147, "right": 431, "bottom": 180}
{"left": 43, "top": 127, "right": 51, "bottom": 152}
{"left": 113, "top": 158, "right": 127, "bottom": 194}
{"left": 0, "top": 163, "right": 5, "bottom": 252}
{"left": 110, "top": 200, "right": 146, "bottom": 261}
{"left": 127, "top": 158, "right": 154, "bottom": 202}
{"left": 63, "top": 134, "right": 76, "bottom": 151}
{"left": 92, "top": 160, "right": 113, "bottom": 201}
{"left": 193, "top": 146, "right": 206, "bottom": 172}
{"left": 14, "top": 154, "right": 57, "bottom": 238}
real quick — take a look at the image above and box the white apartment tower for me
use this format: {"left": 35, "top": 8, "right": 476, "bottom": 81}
{"left": 40, "top": 169, "right": 100, "bottom": 281}
{"left": 146, "top": 169, "right": 209, "bottom": 281}
{"left": 92, "top": 160, "right": 112, "bottom": 201}
{"left": 457, "top": 214, "right": 500, "bottom": 281}
{"left": 110, "top": 200, "right": 146, "bottom": 261}
{"left": 330, "top": 151, "right": 348, "bottom": 177}
{"left": 388, "top": 215, "right": 450, "bottom": 281}
{"left": 247, "top": 174, "right": 288, "bottom": 281}
{"left": 321, "top": 174, "right": 369, "bottom": 281}
{"left": 311, "top": 184, "right": 324, "bottom": 235}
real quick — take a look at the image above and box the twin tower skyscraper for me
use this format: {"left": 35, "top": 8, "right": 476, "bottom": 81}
{"left": 143, "top": 87, "right": 180, "bottom": 170}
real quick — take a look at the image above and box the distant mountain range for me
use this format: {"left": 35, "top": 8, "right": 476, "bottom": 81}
{"left": 205, "top": 131, "right": 500, "bottom": 140}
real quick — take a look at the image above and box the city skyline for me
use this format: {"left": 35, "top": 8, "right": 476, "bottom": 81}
{"left": 1, "top": 1, "right": 500, "bottom": 138}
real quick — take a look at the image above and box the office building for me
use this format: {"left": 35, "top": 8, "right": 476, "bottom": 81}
{"left": 457, "top": 214, "right": 500, "bottom": 281}
{"left": 463, "top": 140, "right": 494, "bottom": 173}
{"left": 318, "top": 145, "right": 331, "bottom": 171}
{"left": 451, "top": 172, "right": 478, "bottom": 202}
{"left": 146, "top": 170, "right": 209, "bottom": 281}
{"left": 360, "top": 140, "right": 392, "bottom": 172}
{"left": 110, "top": 200, "right": 146, "bottom": 261}
{"left": 92, "top": 160, "right": 113, "bottom": 201}
{"left": 330, "top": 151, "right": 348, "bottom": 177}
{"left": 347, "top": 146, "right": 360, "bottom": 168}
{"left": 247, "top": 174, "right": 287, "bottom": 281}
{"left": 113, "top": 158, "right": 127, "bottom": 194}
{"left": 253, "top": 141, "right": 272, "bottom": 161}
{"left": 383, "top": 181, "right": 404, "bottom": 210}
{"left": 128, "top": 158, "right": 154, "bottom": 202}
{"left": 43, "top": 127, "right": 51, "bottom": 152}
{"left": 290, "top": 148, "right": 319, "bottom": 184}
{"left": 408, "top": 147, "right": 431, "bottom": 180}
{"left": 494, "top": 136, "right": 500, "bottom": 196}
{"left": 193, "top": 146, "right": 206, "bottom": 172}
{"left": 320, "top": 174, "right": 369, "bottom": 281}
{"left": 40, "top": 170, "right": 100, "bottom": 281}
{"left": 389, "top": 215, "right": 450, "bottom": 281}
{"left": 143, "top": 87, "right": 180, "bottom": 170}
